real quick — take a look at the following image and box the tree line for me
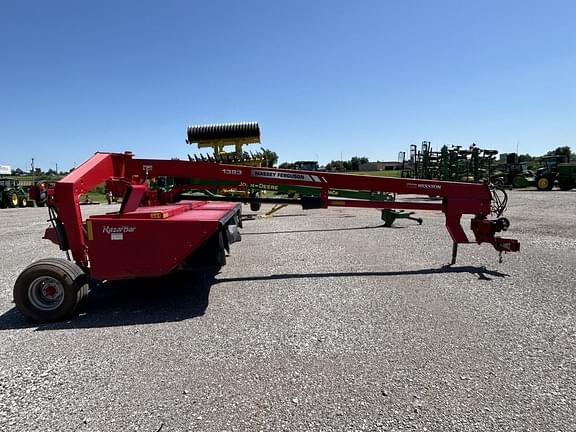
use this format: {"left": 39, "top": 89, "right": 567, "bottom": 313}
{"left": 280, "top": 156, "right": 370, "bottom": 171}
{"left": 517, "top": 146, "right": 574, "bottom": 164}
{"left": 10, "top": 167, "right": 71, "bottom": 177}
{"left": 8, "top": 145, "right": 573, "bottom": 176}
{"left": 279, "top": 146, "right": 574, "bottom": 171}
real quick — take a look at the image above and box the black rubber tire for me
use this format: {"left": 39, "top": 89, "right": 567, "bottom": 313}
{"left": 36, "top": 190, "right": 48, "bottom": 207}
{"left": 36, "top": 191, "right": 47, "bottom": 207}
{"left": 214, "top": 230, "right": 227, "bottom": 267}
{"left": 19, "top": 196, "right": 28, "bottom": 208}
{"left": 512, "top": 175, "right": 529, "bottom": 189}
{"left": 536, "top": 176, "right": 553, "bottom": 191}
{"left": 558, "top": 179, "right": 574, "bottom": 191}
{"left": 7, "top": 190, "right": 18, "bottom": 208}
{"left": 182, "top": 231, "right": 226, "bottom": 270}
{"left": 250, "top": 201, "right": 261, "bottom": 212}
{"left": 249, "top": 191, "right": 261, "bottom": 212}
{"left": 14, "top": 258, "right": 89, "bottom": 322}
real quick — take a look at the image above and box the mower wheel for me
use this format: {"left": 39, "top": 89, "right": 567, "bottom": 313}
{"left": 19, "top": 196, "right": 28, "bottom": 208}
{"left": 14, "top": 258, "right": 89, "bottom": 322}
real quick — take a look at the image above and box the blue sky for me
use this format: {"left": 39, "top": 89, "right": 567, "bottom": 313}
{"left": 1, "top": 0, "right": 574, "bottom": 171}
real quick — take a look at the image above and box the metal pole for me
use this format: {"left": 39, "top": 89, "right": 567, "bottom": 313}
{"left": 451, "top": 242, "right": 458, "bottom": 265}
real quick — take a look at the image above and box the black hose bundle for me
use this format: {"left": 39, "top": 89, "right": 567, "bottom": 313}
{"left": 490, "top": 184, "right": 508, "bottom": 217}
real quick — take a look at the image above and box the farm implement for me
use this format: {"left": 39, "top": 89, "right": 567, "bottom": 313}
{"left": 400, "top": 141, "right": 576, "bottom": 191}
{"left": 13, "top": 123, "right": 520, "bottom": 322}
{"left": 0, "top": 178, "right": 50, "bottom": 208}
{"left": 400, "top": 142, "right": 498, "bottom": 183}
{"left": 138, "top": 123, "right": 395, "bottom": 215}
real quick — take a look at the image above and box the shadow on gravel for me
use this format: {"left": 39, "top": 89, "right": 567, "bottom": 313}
{"left": 242, "top": 213, "right": 307, "bottom": 222}
{"left": 0, "top": 270, "right": 218, "bottom": 331}
{"left": 215, "top": 265, "right": 509, "bottom": 284}
{"left": 0, "top": 266, "right": 507, "bottom": 331}
{"left": 242, "top": 224, "right": 405, "bottom": 236}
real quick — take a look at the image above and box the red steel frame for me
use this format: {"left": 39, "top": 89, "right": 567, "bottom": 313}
{"left": 49, "top": 152, "right": 519, "bottom": 277}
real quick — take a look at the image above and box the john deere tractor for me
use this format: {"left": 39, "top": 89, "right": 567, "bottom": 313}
{"left": 0, "top": 178, "right": 28, "bottom": 208}
{"left": 535, "top": 155, "right": 569, "bottom": 191}
{"left": 557, "top": 161, "right": 576, "bottom": 191}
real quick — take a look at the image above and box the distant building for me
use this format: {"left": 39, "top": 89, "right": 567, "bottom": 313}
{"left": 359, "top": 161, "right": 402, "bottom": 171}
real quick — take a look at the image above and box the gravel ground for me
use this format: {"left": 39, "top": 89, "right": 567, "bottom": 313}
{"left": 0, "top": 190, "right": 574, "bottom": 432}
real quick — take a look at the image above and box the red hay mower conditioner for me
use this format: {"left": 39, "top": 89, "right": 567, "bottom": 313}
{"left": 13, "top": 124, "right": 519, "bottom": 322}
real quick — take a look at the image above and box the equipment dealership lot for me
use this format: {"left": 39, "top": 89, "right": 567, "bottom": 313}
{"left": 0, "top": 191, "right": 574, "bottom": 431}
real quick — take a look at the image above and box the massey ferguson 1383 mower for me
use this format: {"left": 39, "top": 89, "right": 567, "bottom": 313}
{"left": 13, "top": 123, "right": 519, "bottom": 322}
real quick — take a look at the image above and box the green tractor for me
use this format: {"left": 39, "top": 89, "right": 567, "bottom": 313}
{"left": 535, "top": 155, "right": 569, "bottom": 191}
{"left": 490, "top": 156, "right": 535, "bottom": 189}
{"left": 0, "top": 178, "right": 28, "bottom": 208}
{"left": 557, "top": 162, "right": 576, "bottom": 191}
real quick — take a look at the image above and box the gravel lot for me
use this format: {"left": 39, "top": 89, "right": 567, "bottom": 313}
{"left": 0, "top": 190, "right": 574, "bottom": 432}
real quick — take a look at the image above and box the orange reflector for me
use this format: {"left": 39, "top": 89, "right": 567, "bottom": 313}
{"left": 86, "top": 220, "right": 94, "bottom": 240}
{"left": 150, "top": 212, "right": 166, "bottom": 219}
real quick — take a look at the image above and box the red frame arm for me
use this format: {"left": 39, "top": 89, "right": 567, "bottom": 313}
{"left": 126, "top": 158, "right": 495, "bottom": 245}
{"left": 49, "top": 152, "right": 129, "bottom": 266}
{"left": 51, "top": 152, "right": 518, "bottom": 270}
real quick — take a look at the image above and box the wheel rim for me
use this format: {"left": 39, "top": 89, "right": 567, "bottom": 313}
{"left": 28, "top": 276, "right": 65, "bottom": 311}
{"left": 537, "top": 178, "right": 549, "bottom": 189}
{"left": 11, "top": 193, "right": 18, "bottom": 207}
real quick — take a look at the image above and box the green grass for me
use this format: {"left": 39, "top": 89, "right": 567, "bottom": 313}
{"left": 8, "top": 175, "right": 63, "bottom": 181}
{"left": 81, "top": 191, "right": 108, "bottom": 204}
{"left": 80, "top": 182, "right": 108, "bottom": 203}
